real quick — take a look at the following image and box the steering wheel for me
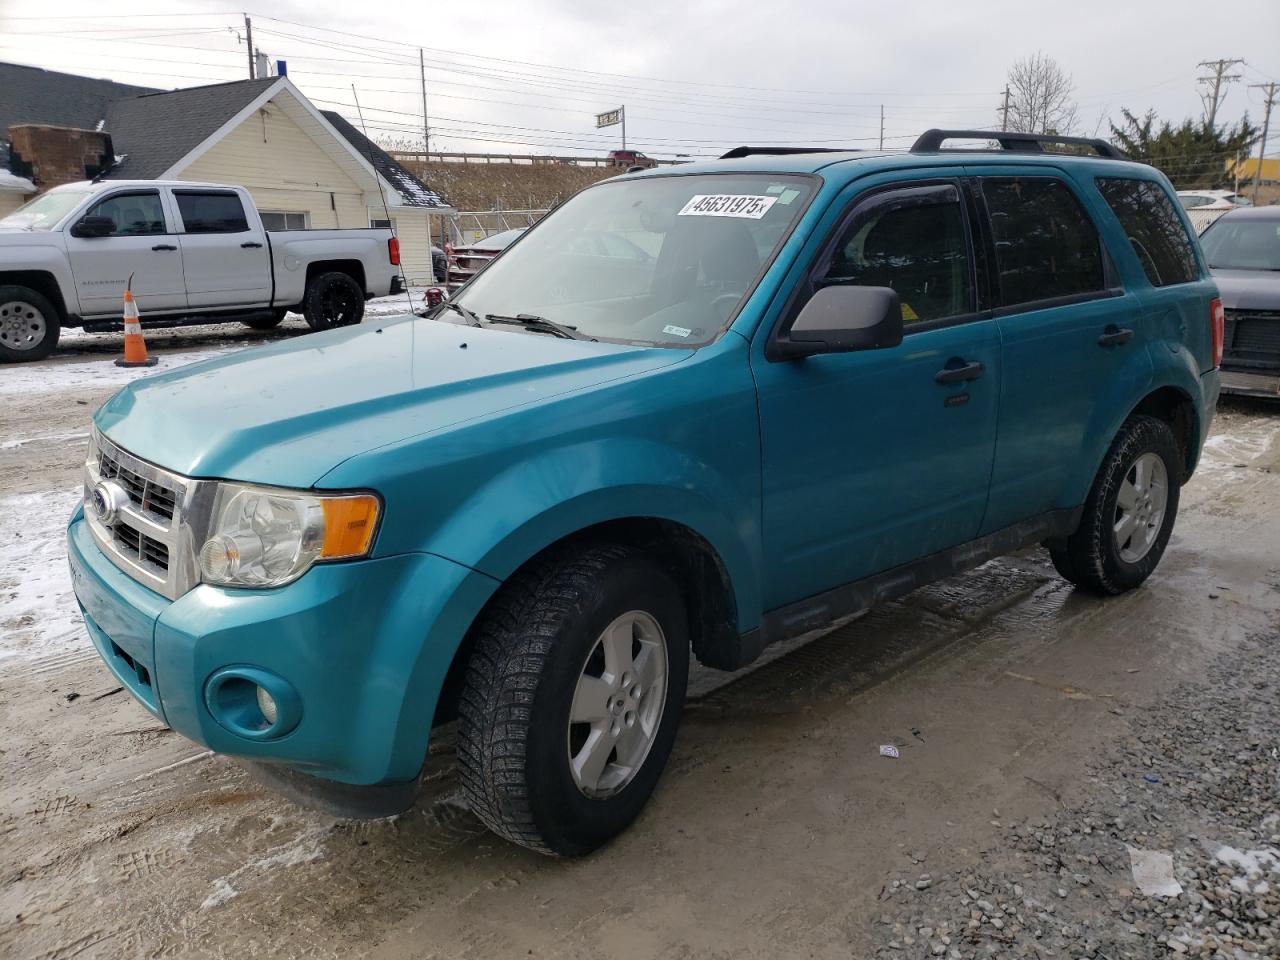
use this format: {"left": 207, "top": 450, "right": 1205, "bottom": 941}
{"left": 711, "top": 292, "right": 743, "bottom": 319}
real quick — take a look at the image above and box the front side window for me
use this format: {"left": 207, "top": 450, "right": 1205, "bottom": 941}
{"left": 814, "top": 183, "right": 973, "bottom": 325}
{"left": 175, "top": 191, "right": 249, "bottom": 234}
{"left": 447, "top": 173, "right": 814, "bottom": 347}
{"left": 1096, "top": 178, "right": 1199, "bottom": 286}
{"left": 1199, "top": 217, "right": 1280, "bottom": 272}
{"left": 981, "top": 177, "right": 1105, "bottom": 307}
{"left": 83, "top": 191, "right": 166, "bottom": 236}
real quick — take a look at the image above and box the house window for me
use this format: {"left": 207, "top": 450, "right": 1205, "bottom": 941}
{"left": 260, "top": 210, "right": 309, "bottom": 231}
{"left": 370, "top": 216, "right": 396, "bottom": 230}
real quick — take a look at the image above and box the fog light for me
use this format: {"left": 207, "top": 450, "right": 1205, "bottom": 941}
{"left": 256, "top": 684, "right": 278, "bottom": 725}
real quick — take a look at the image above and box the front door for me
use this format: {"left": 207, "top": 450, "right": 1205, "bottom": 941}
{"left": 172, "top": 189, "right": 272, "bottom": 308}
{"left": 64, "top": 188, "right": 188, "bottom": 317}
{"left": 752, "top": 177, "right": 1001, "bottom": 610}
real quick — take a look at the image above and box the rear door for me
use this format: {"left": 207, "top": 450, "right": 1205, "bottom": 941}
{"left": 752, "top": 172, "right": 1002, "bottom": 609}
{"left": 172, "top": 189, "right": 272, "bottom": 308}
{"left": 974, "top": 170, "right": 1151, "bottom": 533}
{"left": 64, "top": 188, "right": 187, "bottom": 316}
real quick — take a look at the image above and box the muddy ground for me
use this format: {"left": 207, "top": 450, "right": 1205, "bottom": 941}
{"left": 1, "top": 320, "right": 1277, "bottom": 960}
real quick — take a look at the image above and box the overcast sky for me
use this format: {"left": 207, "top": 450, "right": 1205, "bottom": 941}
{"left": 1, "top": 0, "right": 1277, "bottom": 160}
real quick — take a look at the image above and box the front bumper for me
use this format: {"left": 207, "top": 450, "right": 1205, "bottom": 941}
{"left": 68, "top": 510, "right": 498, "bottom": 793}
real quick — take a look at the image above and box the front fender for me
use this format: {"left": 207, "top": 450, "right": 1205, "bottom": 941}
{"left": 425, "top": 438, "right": 763, "bottom": 633}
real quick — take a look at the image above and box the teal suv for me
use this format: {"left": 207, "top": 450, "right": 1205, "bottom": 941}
{"left": 69, "top": 130, "right": 1221, "bottom": 855}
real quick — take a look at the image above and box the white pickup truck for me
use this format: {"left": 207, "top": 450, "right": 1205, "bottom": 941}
{"left": 0, "top": 180, "right": 406, "bottom": 362}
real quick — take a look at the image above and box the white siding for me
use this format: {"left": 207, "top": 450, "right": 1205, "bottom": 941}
{"left": 0, "top": 192, "right": 29, "bottom": 218}
{"left": 393, "top": 212, "right": 435, "bottom": 285}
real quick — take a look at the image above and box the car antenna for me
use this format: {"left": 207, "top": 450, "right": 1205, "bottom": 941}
{"left": 352, "top": 84, "right": 415, "bottom": 317}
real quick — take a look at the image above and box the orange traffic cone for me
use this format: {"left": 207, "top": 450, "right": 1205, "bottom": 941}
{"left": 115, "top": 288, "right": 156, "bottom": 368}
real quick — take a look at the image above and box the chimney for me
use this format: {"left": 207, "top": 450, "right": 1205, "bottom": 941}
{"left": 7, "top": 125, "right": 115, "bottom": 190}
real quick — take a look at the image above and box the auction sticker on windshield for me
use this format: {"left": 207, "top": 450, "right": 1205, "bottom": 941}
{"left": 678, "top": 194, "right": 778, "bottom": 219}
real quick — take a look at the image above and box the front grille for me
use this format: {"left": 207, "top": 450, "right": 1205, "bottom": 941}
{"left": 1224, "top": 309, "right": 1280, "bottom": 371}
{"left": 112, "top": 524, "right": 171, "bottom": 572}
{"left": 84, "top": 431, "right": 203, "bottom": 600}
{"left": 97, "top": 450, "right": 178, "bottom": 521}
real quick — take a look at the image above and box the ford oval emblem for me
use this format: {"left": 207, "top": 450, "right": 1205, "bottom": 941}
{"left": 90, "top": 479, "right": 129, "bottom": 527}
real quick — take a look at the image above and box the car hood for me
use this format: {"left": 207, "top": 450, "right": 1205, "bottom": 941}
{"left": 95, "top": 314, "right": 691, "bottom": 487}
{"left": 1210, "top": 269, "right": 1280, "bottom": 311}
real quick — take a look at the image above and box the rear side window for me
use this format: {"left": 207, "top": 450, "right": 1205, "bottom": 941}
{"left": 980, "top": 177, "right": 1105, "bottom": 308}
{"left": 1096, "top": 178, "right": 1199, "bottom": 286}
{"left": 175, "top": 191, "right": 249, "bottom": 234}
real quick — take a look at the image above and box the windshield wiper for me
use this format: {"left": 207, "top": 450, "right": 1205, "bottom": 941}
{"left": 440, "top": 300, "right": 482, "bottom": 326}
{"left": 484, "top": 313, "right": 593, "bottom": 341}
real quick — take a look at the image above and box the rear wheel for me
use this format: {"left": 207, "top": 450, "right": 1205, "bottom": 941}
{"left": 302, "top": 272, "right": 364, "bottom": 331}
{"left": 457, "top": 543, "right": 690, "bottom": 856}
{"left": 1049, "top": 415, "right": 1181, "bottom": 595}
{"left": 0, "top": 285, "right": 60, "bottom": 362}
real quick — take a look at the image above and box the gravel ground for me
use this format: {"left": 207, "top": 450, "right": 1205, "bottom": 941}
{"left": 872, "top": 627, "right": 1279, "bottom": 960}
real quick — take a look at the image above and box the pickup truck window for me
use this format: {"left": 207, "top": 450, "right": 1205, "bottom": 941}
{"left": 817, "top": 183, "right": 973, "bottom": 325}
{"left": 1096, "top": 178, "right": 1199, "bottom": 286}
{"left": 0, "top": 189, "right": 92, "bottom": 231}
{"left": 83, "top": 190, "right": 167, "bottom": 237}
{"left": 447, "top": 173, "right": 815, "bottom": 347}
{"left": 174, "top": 191, "right": 249, "bottom": 234}
{"left": 980, "top": 177, "right": 1105, "bottom": 307}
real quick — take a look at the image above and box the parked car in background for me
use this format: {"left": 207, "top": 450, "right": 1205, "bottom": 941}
{"left": 1178, "top": 189, "right": 1253, "bottom": 235}
{"left": 431, "top": 244, "right": 447, "bottom": 284}
{"left": 608, "top": 149, "right": 658, "bottom": 169}
{"left": 69, "top": 131, "right": 1220, "bottom": 857}
{"left": 446, "top": 228, "right": 525, "bottom": 289}
{"left": 1198, "top": 205, "right": 1280, "bottom": 398}
{"left": 0, "top": 180, "right": 403, "bottom": 361}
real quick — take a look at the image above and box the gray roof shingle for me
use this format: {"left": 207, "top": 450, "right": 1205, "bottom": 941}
{"left": 321, "top": 110, "right": 450, "bottom": 208}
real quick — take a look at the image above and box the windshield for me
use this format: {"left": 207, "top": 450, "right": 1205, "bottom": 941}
{"left": 1200, "top": 218, "right": 1280, "bottom": 271}
{"left": 0, "top": 189, "right": 92, "bottom": 231}
{"left": 443, "top": 173, "right": 815, "bottom": 347}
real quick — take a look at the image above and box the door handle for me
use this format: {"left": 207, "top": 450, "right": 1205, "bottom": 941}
{"left": 241, "top": 241, "right": 263, "bottom": 248}
{"left": 935, "top": 360, "right": 985, "bottom": 384}
{"left": 151, "top": 244, "right": 177, "bottom": 251}
{"left": 1097, "top": 326, "right": 1134, "bottom": 347}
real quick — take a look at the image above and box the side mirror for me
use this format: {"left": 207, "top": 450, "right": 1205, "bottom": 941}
{"left": 770, "top": 285, "right": 904, "bottom": 360}
{"left": 71, "top": 215, "right": 116, "bottom": 238}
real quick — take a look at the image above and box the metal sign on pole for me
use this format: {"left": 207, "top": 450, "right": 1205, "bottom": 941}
{"left": 595, "top": 106, "right": 626, "bottom": 150}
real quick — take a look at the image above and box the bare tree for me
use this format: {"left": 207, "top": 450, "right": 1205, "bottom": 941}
{"left": 1004, "top": 52, "right": 1079, "bottom": 135}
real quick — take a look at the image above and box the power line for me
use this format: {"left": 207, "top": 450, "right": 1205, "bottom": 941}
{"left": 1197, "top": 58, "right": 1244, "bottom": 130}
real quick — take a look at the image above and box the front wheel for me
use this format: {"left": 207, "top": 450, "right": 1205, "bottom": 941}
{"left": 1049, "top": 415, "right": 1181, "bottom": 595}
{"left": 457, "top": 544, "right": 690, "bottom": 856}
{"left": 0, "top": 285, "right": 61, "bottom": 362}
{"left": 302, "top": 272, "right": 364, "bottom": 331}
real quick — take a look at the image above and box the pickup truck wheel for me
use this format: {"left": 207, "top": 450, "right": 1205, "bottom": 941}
{"left": 243, "top": 308, "right": 288, "bottom": 331}
{"left": 0, "top": 285, "right": 60, "bottom": 363}
{"left": 1049, "top": 415, "right": 1181, "bottom": 595}
{"left": 302, "top": 272, "right": 364, "bottom": 331}
{"left": 457, "top": 543, "right": 690, "bottom": 856}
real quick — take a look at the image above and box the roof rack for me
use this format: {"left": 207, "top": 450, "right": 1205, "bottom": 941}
{"left": 910, "top": 129, "right": 1126, "bottom": 160}
{"left": 719, "top": 146, "right": 858, "bottom": 159}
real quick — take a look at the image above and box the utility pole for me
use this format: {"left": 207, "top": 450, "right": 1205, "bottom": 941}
{"left": 244, "top": 15, "right": 255, "bottom": 79}
{"left": 419, "top": 49, "right": 430, "bottom": 156}
{"left": 1197, "top": 58, "right": 1244, "bottom": 130}
{"left": 879, "top": 105, "right": 884, "bottom": 150}
{"left": 1000, "top": 85, "right": 1011, "bottom": 131}
{"left": 621, "top": 105, "right": 627, "bottom": 151}
{"left": 1249, "top": 82, "right": 1278, "bottom": 204}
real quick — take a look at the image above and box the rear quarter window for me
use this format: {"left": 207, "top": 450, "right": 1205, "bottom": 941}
{"left": 1096, "top": 178, "right": 1199, "bottom": 286}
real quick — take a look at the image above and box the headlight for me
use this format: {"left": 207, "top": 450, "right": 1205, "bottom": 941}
{"left": 197, "top": 482, "right": 380, "bottom": 588}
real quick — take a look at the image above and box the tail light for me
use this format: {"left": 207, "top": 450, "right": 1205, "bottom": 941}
{"left": 1210, "top": 297, "right": 1224, "bottom": 369}
{"left": 388, "top": 237, "right": 400, "bottom": 266}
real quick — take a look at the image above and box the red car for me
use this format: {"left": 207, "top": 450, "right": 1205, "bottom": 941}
{"left": 608, "top": 149, "right": 657, "bottom": 169}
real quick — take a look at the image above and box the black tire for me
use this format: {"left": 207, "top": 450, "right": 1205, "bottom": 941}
{"left": 243, "top": 308, "right": 288, "bottom": 331}
{"left": 0, "top": 284, "right": 61, "bottom": 362}
{"left": 1049, "top": 415, "right": 1182, "bottom": 595}
{"left": 302, "top": 272, "right": 364, "bottom": 331}
{"left": 457, "top": 543, "right": 690, "bottom": 856}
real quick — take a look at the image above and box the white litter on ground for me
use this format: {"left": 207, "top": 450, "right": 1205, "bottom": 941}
{"left": 0, "top": 488, "right": 85, "bottom": 663}
{"left": 1127, "top": 846, "right": 1183, "bottom": 897}
{"left": 879, "top": 744, "right": 900, "bottom": 759}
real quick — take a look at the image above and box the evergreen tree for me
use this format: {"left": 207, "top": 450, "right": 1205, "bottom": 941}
{"left": 1109, "top": 109, "right": 1257, "bottom": 190}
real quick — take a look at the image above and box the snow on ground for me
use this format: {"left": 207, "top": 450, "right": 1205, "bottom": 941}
{"left": 0, "top": 487, "right": 85, "bottom": 663}
{"left": 0, "top": 349, "right": 234, "bottom": 399}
